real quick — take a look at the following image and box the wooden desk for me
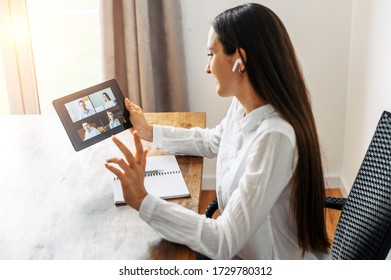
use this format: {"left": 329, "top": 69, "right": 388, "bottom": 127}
{"left": 0, "top": 112, "right": 205, "bottom": 260}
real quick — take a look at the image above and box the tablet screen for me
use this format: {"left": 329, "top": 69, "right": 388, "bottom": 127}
{"left": 53, "top": 79, "right": 132, "bottom": 151}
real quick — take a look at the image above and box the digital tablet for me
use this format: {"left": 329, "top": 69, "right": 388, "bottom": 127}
{"left": 53, "top": 79, "right": 132, "bottom": 151}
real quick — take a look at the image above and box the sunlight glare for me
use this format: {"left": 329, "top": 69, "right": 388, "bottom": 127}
{"left": 11, "top": 15, "right": 30, "bottom": 41}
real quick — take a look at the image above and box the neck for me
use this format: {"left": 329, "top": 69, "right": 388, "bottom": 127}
{"left": 236, "top": 83, "right": 267, "bottom": 115}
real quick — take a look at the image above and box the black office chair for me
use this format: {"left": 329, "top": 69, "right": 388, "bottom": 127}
{"left": 205, "top": 111, "right": 391, "bottom": 260}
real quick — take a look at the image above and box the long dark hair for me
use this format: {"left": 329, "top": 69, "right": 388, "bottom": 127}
{"left": 212, "top": 3, "right": 330, "bottom": 254}
{"left": 102, "top": 92, "right": 111, "bottom": 100}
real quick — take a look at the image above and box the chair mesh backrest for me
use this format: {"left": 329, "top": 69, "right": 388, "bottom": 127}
{"left": 332, "top": 111, "right": 391, "bottom": 259}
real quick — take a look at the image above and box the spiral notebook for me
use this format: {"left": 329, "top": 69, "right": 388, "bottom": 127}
{"left": 113, "top": 155, "right": 190, "bottom": 205}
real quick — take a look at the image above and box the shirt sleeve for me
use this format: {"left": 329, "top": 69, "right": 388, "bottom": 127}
{"left": 152, "top": 122, "right": 225, "bottom": 158}
{"left": 151, "top": 99, "right": 238, "bottom": 158}
{"left": 139, "top": 130, "right": 297, "bottom": 259}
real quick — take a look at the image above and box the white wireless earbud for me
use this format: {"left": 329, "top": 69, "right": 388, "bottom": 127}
{"left": 232, "top": 58, "right": 243, "bottom": 72}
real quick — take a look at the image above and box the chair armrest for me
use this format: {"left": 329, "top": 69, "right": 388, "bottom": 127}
{"left": 205, "top": 198, "right": 219, "bottom": 218}
{"left": 324, "top": 196, "right": 346, "bottom": 210}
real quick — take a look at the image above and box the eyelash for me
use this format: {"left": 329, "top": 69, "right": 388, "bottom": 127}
{"left": 207, "top": 53, "right": 213, "bottom": 57}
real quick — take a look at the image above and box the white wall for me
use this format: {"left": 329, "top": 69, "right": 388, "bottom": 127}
{"left": 344, "top": 1, "right": 391, "bottom": 259}
{"left": 342, "top": 0, "right": 391, "bottom": 193}
{"left": 180, "top": 0, "right": 353, "bottom": 189}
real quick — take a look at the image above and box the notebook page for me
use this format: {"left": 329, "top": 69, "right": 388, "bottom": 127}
{"left": 144, "top": 155, "right": 189, "bottom": 199}
{"left": 113, "top": 155, "right": 189, "bottom": 204}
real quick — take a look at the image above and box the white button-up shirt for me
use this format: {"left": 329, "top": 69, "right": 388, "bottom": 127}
{"left": 139, "top": 97, "right": 329, "bottom": 259}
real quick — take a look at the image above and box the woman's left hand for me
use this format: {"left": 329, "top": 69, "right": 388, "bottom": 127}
{"left": 105, "top": 131, "right": 148, "bottom": 210}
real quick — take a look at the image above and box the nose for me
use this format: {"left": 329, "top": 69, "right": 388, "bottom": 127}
{"left": 205, "top": 62, "right": 211, "bottom": 74}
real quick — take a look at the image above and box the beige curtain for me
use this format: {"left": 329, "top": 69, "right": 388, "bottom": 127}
{"left": 100, "top": 0, "right": 188, "bottom": 112}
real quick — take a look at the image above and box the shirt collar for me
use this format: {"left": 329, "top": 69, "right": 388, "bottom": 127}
{"left": 239, "top": 104, "right": 276, "bottom": 135}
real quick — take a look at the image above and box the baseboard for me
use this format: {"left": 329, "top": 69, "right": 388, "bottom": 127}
{"left": 339, "top": 176, "right": 350, "bottom": 197}
{"left": 202, "top": 175, "right": 348, "bottom": 195}
{"left": 324, "top": 176, "right": 342, "bottom": 189}
{"left": 202, "top": 175, "right": 216, "bottom": 190}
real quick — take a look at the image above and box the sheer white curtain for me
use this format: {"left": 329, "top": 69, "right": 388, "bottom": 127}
{"left": 100, "top": 0, "right": 188, "bottom": 112}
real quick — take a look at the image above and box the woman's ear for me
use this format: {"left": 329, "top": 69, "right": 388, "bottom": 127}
{"left": 237, "top": 48, "right": 247, "bottom": 63}
{"left": 233, "top": 48, "right": 246, "bottom": 73}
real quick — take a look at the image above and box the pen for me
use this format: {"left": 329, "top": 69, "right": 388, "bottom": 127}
{"left": 145, "top": 169, "right": 164, "bottom": 175}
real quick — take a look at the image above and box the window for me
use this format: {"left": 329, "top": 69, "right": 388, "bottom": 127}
{"left": 26, "top": 0, "right": 103, "bottom": 114}
{"left": 0, "top": 0, "right": 102, "bottom": 115}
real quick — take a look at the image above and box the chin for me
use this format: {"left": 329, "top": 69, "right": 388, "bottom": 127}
{"left": 216, "top": 88, "right": 230, "bottom": 98}
{"left": 216, "top": 86, "right": 224, "bottom": 97}
{"left": 216, "top": 91, "right": 225, "bottom": 97}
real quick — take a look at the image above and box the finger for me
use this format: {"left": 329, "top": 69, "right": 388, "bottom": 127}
{"left": 142, "top": 149, "right": 148, "bottom": 170}
{"left": 106, "top": 157, "right": 131, "bottom": 174}
{"left": 133, "top": 130, "right": 145, "bottom": 164}
{"left": 105, "top": 162, "right": 125, "bottom": 181}
{"left": 125, "top": 98, "right": 131, "bottom": 110}
{"left": 125, "top": 99, "right": 135, "bottom": 125}
{"left": 131, "top": 104, "right": 142, "bottom": 115}
{"left": 126, "top": 99, "right": 140, "bottom": 114}
{"left": 133, "top": 130, "right": 148, "bottom": 169}
{"left": 112, "top": 136, "right": 136, "bottom": 168}
{"left": 126, "top": 99, "right": 137, "bottom": 114}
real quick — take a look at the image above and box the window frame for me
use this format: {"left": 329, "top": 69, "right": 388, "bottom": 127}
{"left": 0, "top": 0, "right": 40, "bottom": 114}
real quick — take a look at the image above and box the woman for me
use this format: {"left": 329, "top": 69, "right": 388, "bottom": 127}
{"left": 102, "top": 92, "right": 117, "bottom": 109}
{"left": 106, "top": 110, "right": 121, "bottom": 129}
{"left": 105, "top": 3, "right": 330, "bottom": 259}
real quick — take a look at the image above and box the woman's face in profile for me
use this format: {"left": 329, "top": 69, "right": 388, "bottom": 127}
{"left": 205, "top": 28, "right": 240, "bottom": 98}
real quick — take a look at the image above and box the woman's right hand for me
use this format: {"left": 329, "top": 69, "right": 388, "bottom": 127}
{"left": 125, "top": 98, "right": 153, "bottom": 142}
